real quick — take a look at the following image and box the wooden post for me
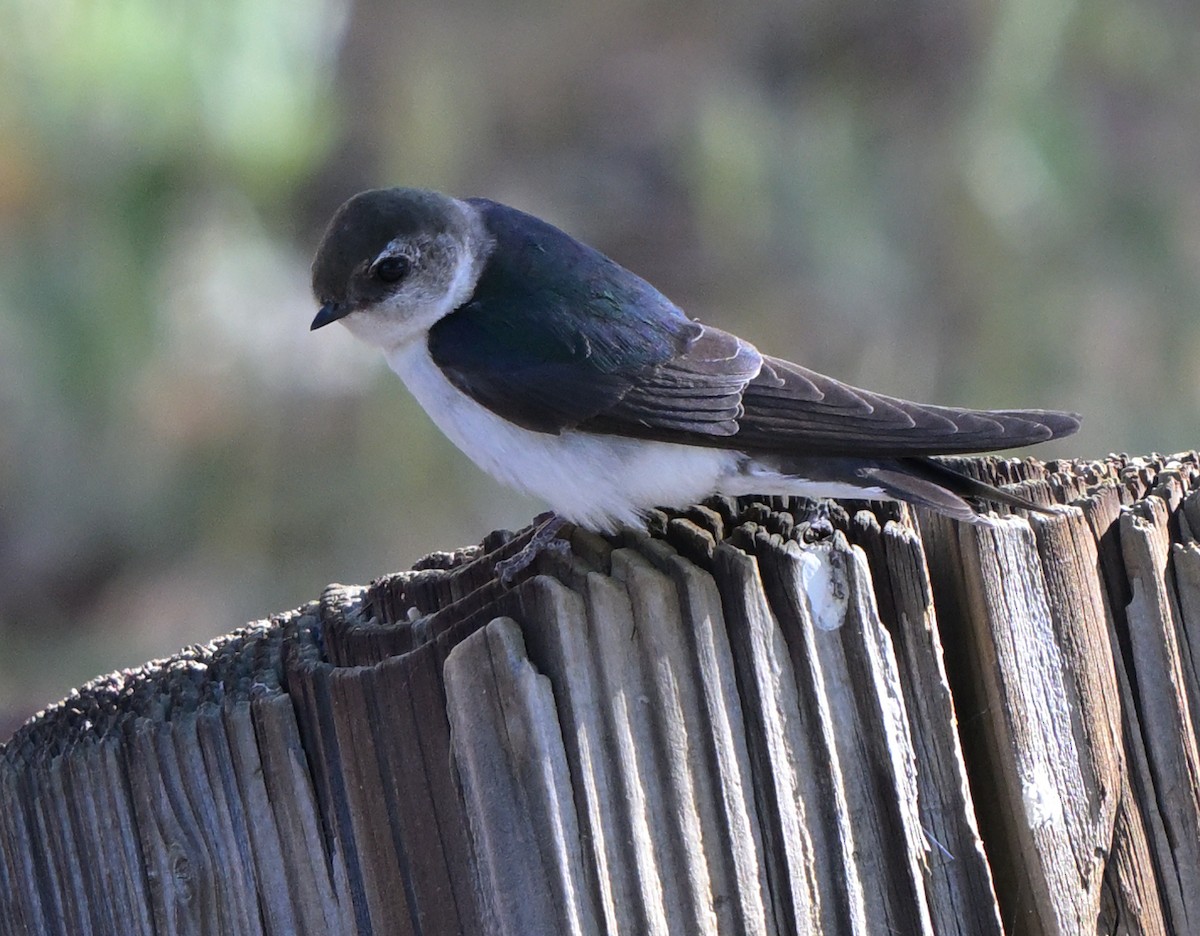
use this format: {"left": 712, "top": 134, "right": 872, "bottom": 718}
{"left": 2, "top": 453, "right": 1199, "bottom": 935}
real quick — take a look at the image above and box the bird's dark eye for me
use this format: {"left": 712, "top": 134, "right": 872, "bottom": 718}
{"left": 371, "top": 255, "right": 411, "bottom": 283}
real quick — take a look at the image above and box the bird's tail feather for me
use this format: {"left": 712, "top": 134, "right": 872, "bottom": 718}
{"left": 857, "top": 463, "right": 979, "bottom": 521}
{"left": 890, "top": 456, "right": 1056, "bottom": 516}
{"left": 768, "top": 454, "right": 1057, "bottom": 521}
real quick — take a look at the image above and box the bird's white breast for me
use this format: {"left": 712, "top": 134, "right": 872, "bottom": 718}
{"left": 384, "top": 341, "right": 745, "bottom": 532}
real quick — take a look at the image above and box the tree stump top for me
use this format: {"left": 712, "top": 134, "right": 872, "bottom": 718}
{"left": 3, "top": 452, "right": 1200, "bottom": 935}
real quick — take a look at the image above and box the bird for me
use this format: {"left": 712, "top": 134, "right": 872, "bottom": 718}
{"left": 309, "top": 186, "right": 1080, "bottom": 562}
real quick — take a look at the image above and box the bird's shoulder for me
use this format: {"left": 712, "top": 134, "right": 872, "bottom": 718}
{"left": 456, "top": 198, "right": 700, "bottom": 361}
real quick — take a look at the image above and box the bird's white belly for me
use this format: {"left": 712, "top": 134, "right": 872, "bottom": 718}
{"left": 385, "top": 342, "right": 744, "bottom": 531}
{"left": 384, "top": 342, "right": 890, "bottom": 531}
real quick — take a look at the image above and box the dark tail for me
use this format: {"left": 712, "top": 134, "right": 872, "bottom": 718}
{"left": 772, "top": 453, "right": 1063, "bottom": 521}
{"left": 896, "top": 456, "right": 1056, "bottom": 515}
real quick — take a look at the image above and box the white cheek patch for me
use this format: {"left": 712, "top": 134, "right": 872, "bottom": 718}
{"left": 341, "top": 200, "right": 491, "bottom": 354}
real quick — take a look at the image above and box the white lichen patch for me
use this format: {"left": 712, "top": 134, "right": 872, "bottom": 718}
{"left": 798, "top": 547, "right": 848, "bottom": 631}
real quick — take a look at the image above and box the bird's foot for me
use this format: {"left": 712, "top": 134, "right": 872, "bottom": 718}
{"left": 495, "top": 513, "right": 572, "bottom": 585}
{"left": 797, "top": 499, "right": 836, "bottom": 542}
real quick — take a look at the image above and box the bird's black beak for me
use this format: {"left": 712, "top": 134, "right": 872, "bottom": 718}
{"left": 310, "top": 302, "right": 350, "bottom": 331}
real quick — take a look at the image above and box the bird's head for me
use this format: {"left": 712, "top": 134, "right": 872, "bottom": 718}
{"left": 310, "top": 187, "right": 487, "bottom": 348}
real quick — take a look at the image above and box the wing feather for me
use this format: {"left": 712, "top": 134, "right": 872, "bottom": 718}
{"left": 579, "top": 334, "right": 1079, "bottom": 455}
{"left": 719, "top": 354, "right": 1079, "bottom": 454}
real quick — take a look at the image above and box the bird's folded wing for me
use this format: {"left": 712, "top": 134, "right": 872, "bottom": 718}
{"left": 584, "top": 329, "right": 1080, "bottom": 456}
{"left": 584, "top": 325, "right": 762, "bottom": 435}
{"left": 431, "top": 196, "right": 1079, "bottom": 454}
{"left": 719, "top": 354, "right": 1082, "bottom": 455}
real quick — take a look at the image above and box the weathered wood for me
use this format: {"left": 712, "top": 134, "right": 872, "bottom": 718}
{"left": 1120, "top": 494, "right": 1200, "bottom": 931}
{"left": 3, "top": 452, "right": 1200, "bottom": 935}
{"left": 932, "top": 513, "right": 1115, "bottom": 933}
{"left": 848, "top": 512, "right": 1003, "bottom": 934}
{"left": 445, "top": 615, "right": 596, "bottom": 936}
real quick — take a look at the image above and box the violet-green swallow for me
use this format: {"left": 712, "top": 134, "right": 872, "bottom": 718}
{"left": 310, "top": 187, "right": 1080, "bottom": 535}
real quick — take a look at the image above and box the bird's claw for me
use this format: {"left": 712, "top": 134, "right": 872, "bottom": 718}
{"left": 495, "top": 514, "right": 571, "bottom": 585}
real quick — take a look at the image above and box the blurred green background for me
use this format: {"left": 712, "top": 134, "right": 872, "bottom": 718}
{"left": 2, "top": 0, "right": 1199, "bottom": 731}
